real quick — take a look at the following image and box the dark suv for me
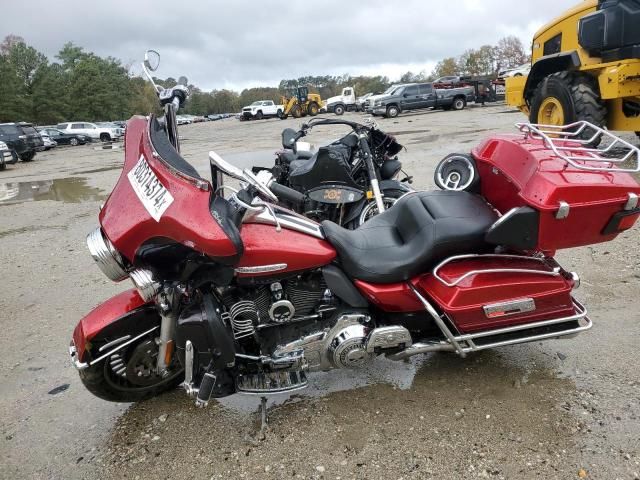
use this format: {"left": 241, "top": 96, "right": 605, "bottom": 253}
{"left": 0, "top": 122, "right": 45, "bottom": 162}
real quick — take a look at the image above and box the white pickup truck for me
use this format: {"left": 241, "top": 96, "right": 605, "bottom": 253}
{"left": 240, "top": 100, "right": 284, "bottom": 120}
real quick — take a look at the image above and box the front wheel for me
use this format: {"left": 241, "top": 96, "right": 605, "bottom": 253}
{"left": 256, "top": 111, "right": 264, "bottom": 120}
{"left": 351, "top": 190, "right": 405, "bottom": 228}
{"left": 334, "top": 104, "right": 345, "bottom": 116}
{"left": 386, "top": 105, "right": 400, "bottom": 118}
{"left": 78, "top": 338, "right": 184, "bottom": 402}
{"left": 19, "top": 151, "right": 35, "bottom": 162}
{"left": 99, "top": 133, "right": 111, "bottom": 142}
{"left": 69, "top": 138, "right": 79, "bottom": 146}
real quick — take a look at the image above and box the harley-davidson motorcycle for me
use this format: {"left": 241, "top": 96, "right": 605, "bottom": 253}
{"left": 70, "top": 52, "right": 640, "bottom": 409}
{"left": 258, "top": 118, "right": 413, "bottom": 227}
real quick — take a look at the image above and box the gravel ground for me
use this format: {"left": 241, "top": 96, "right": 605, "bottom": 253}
{"left": 0, "top": 105, "right": 639, "bottom": 480}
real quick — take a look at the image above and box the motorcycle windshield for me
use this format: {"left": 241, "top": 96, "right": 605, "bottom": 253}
{"left": 98, "top": 115, "right": 241, "bottom": 264}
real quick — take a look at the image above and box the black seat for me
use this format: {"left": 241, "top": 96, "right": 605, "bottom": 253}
{"left": 321, "top": 191, "right": 498, "bottom": 283}
{"left": 280, "top": 150, "right": 314, "bottom": 165}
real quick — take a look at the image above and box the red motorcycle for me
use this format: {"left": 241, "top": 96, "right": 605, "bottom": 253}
{"left": 70, "top": 52, "right": 640, "bottom": 407}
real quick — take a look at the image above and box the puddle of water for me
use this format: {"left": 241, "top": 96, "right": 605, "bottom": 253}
{"left": 217, "top": 354, "right": 429, "bottom": 412}
{"left": 0, "top": 177, "right": 106, "bottom": 205}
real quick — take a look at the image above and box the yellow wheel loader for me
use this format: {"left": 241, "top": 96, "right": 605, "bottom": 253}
{"left": 280, "top": 86, "right": 322, "bottom": 120}
{"left": 506, "top": 0, "right": 640, "bottom": 139}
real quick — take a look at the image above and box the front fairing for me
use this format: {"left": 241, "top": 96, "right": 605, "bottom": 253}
{"left": 98, "top": 115, "right": 239, "bottom": 265}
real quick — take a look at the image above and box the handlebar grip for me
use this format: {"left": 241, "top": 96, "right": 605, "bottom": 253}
{"left": 270, "top": 182, "right": 305, "bottom": 206}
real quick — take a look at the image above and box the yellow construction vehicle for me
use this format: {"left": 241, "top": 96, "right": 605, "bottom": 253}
{"left": 506, "top": 0, "right": 640, "bottom": 137}
{"left": 280, "top": 86, "right": 322, "bottom": 119}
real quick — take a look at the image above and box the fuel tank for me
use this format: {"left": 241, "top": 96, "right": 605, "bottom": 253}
{"left": 236, "top": 223, "right": 336, "bottom": 277}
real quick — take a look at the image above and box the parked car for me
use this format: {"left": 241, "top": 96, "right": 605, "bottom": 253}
{"left": 37, "top": 127, "right": 90, "bottom": 146}
{"left": 498, "top": 63, "right": 531, "bottom": 79}
{"left": 56, "top": 122, "right": 122, "bottom": 142}
{"left": 39, "top": 133, "right": 57, "bottom": 151}
{"left": 371, "top": 82, "right": 475, "bottom": 117}
{"left": 364, "top": 84, "right": 410, "bottom": 112}
{"left": 355, "top": 93, "right": 373, "bottom": 112}
{"left": 0, "top": 122, "right": 44, "bottom": 161}
{"left": 0, "top": 141, "right": 13, "bottom": 170}
{"left": 241, "top": 100, "right": 284, "bottom": 120}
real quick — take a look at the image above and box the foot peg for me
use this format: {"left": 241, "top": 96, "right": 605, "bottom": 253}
{"left": 195, "top": 372, "right": 216, "bottom": 408}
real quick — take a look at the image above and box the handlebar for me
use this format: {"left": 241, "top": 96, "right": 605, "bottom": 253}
{"left": 269, "top": 181, "right": 305, "bottom": 206}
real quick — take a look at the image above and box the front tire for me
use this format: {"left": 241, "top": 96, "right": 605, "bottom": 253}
{"left": 291, "top": 105, "right": 302, "bottom": 118}
{"left": 351, "top": 189, "right": 405, "bottom": 228}
{"left": 78, "top": 338, "right": 183, "bottom": 403}
{"left": 19, "top": 151, "right": 35, "bottom": 162}
{"left": 100, "top": 133, "right": 111, "bottom": 142}
{"left": 386, "top": 105, "right": 400, "bottom": 118}
{"left": 334, "top": 104, "right": 345, "bottom": 116}
{"left": 256, "top": 111, "right": 264, "bottom": 120}
{"left": 70, "top": 138, "right": 79, "bottom": 146}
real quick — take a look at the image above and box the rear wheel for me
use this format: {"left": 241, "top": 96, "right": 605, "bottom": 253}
{"left": 386, "top": 105, "right": 400, "bottom": 118}
{"left": 334, "top": 104, "right": 345, "bottom": 116}
{"left": 451, "top": 97, "right": 466, "bottom": 111}
{"left": 530, "top": 71, "right": 606, "bottom": 134}
{"left": 79, "top": 337, "right": 183, "bottom": 402}
{"left": 19, "top": 151, "right": 35, "bottom": 162}
{"left": 70, "top": 138, "right": 79, "bottom": 146}
{"left": 0, "top": 156, "right": 6, "bottom": 171}
{"left": 307, "top": 102, "right": 319, "bottom": 116}
{"left": 277, "top": 109, "right": 284, "bottom": 119}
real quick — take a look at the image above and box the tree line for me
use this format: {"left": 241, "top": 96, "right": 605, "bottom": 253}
{"left": 0, "top": 34, "right": 529, "bottom": 125}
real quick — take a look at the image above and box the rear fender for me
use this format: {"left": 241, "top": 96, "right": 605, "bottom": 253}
{"left": 70, "top": 289, "right": 158, "bottom": 368}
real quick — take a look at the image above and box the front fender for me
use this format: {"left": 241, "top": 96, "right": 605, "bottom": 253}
{"left": 70, "top": 289, "right": 158, "bottom": 367}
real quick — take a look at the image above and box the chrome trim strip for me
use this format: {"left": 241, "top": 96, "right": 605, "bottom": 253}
{"left": 235, "top": 263, "right": 288, "bottom": 274}
{"left": 625, "top": 193, "right": 638, "bottom": 211}
{"left": 98, "top": 335, "right": 132, "bottom": 352}
{"left": 432, "top": 254, "right": 561, "bottom": 288}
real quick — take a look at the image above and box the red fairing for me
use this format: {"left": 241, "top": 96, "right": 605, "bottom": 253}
{"left": 473, "top": 135, "right": 640, "bottom": 250}
{"left": 414, "top": 257, "right": 575, "bottom": 333}
{"left": 236, "top": 224, "right": 336, "bottom": 276}
{"left": 72, "top": 289, "right": 147, "bottom": 362}
{"left": 354, "top": 280, "right": 423, "bottom": 312}
{"left": 99, "top": 116, "right": 238, "bottom": 263}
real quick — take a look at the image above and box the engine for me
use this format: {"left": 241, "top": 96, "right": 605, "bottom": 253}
{"left": 219, "top": 272, "right": 329, "bottom": 340}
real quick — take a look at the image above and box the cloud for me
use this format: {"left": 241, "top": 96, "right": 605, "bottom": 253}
{"left": 3, "top": 0, "right": 577, "bottom": 91}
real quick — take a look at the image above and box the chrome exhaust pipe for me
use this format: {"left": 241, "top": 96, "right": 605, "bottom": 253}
{"left": 386, "top": 341, "right": 456, "bottom": 361}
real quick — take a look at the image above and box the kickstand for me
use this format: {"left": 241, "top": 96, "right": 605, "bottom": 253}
{"left": 259, "top": 396, "right": 269, "bottom": 434}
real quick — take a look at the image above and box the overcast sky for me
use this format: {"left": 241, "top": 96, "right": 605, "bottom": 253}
{"left": 4, "top": 0, "right": 577, "bottom": 91}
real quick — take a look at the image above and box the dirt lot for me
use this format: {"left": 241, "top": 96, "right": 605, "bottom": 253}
{"left": 1, "top": 105, "right": 639, "bottom": 480}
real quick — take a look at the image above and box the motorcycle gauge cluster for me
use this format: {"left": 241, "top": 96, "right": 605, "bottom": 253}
{"left": 434, "top": 153, "right": 479, "bottom": 192}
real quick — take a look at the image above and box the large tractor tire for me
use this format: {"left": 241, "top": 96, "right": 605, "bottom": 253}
{"left": 307, "top": 102, "right": 319, "bottom": 116}
{"left": 530, "top": 72, "right": 606, "bottom": 129}
{"left": 291, "top": 104, "right": 302, "bottom": 118}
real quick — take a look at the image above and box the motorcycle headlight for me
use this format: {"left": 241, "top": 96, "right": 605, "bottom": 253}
{"left": 86, "top": 227, "right": 128, "bottom": 281}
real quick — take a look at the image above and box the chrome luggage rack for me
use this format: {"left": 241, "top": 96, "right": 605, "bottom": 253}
{"left": 515, "top": 121, "right": 640, "bottom": 173}
{"left": 432, "top": 254, "right": 563, "bottom": 287}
